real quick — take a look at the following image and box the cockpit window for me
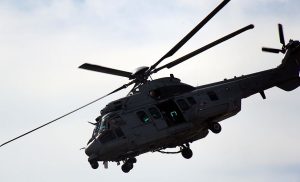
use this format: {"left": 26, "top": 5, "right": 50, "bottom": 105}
{"left": 99, "top": 112, "right": 119, "bottom": 132}
{"left": 94, "top": 123, "right": 101, "bottom": 135}
{"left": 137, "top": 111, "right": 150, "bottom": 124}
{"left": 100, "top": 120, "right": 110, "bottom": 131}
{"left": 102, "top": 112, "right": 117, "bottom": 121}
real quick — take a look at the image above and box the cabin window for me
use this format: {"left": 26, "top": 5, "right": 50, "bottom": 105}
{"left": 207, "top": 91, "right": 219, "bottom": 101}
{"left": 187, "top": 97, "right": 196, "bottom": 105}
{"left": 137, "top": 111, "right": 150, "bottom": 124}
{"left": 157, "top": 99, "right": 187, "bottom": 126}
{"left": 99, "top": 130, "right": 116, "bottom": 143}
{"left": 148, "top": 107, "right": 161, "bottom": 119}
{"left": 170, "top": 111, "right": 178, "bottom": 118}
{"left": 177, "top": 99, "right": 189, "bottom": 111}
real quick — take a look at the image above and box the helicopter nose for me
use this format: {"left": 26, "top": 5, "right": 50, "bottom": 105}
{"left": 85, "top": 139, "right": 101, "bottom": 157}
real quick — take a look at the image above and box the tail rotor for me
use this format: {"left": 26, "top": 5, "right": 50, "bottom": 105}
{"left": 262, "top": 24, "right": 288, "bottom": 54}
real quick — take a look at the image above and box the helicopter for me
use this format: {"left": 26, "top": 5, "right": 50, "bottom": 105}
{"left": 1, "top": 0, "right": 299, "bottom": 174}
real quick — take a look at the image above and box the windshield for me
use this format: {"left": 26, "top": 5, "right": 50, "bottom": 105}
{"left": 89, "top": 122, "right": 101, "bottom": 141}
{"left": 99, "top": 112, "right": 120, "bottom": 133}
{"left": 99, "top": 119, "right": 108, "bottom": 131}
{"left": 87, "top": 112, "right": 124, "bottom": 144}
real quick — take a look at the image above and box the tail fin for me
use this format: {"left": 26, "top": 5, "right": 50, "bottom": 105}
{"left": 277, "top": 77, "right": 300, "bottom": 91}
{"left": 277, "top": 40, "right": 300, "bottom": 91}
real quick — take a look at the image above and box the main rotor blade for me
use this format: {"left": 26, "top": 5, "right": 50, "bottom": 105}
{"left": 0, "top": 81, "right": 135, "bottom": 148}
{"left": 149, "top": 0, "right": 231, "bottom": 71}
{"left": 152, "top": 24, "right": 254, "bottom": 73}
{"left": 79, "top": 63, "right": 133, "bottom": 79}
{"left": 278, "top": 24, "right": 285, "bottom": 46}
{"left": 262, "top": 47, "right": 281, "bottom": 54}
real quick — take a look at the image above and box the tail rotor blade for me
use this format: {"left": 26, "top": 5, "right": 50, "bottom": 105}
{"left": 278, "top": 24, "right": 286, "bottom": 46}
{"left": 262, "top": 24, "right": 287, "bottom": 54}
{"left": 262, "top": 47, "right": 281, "bottom": 54}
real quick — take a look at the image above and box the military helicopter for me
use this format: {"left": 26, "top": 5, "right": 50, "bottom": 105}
{"left": 1, "top": 0, "right": 300, "bottom": 173}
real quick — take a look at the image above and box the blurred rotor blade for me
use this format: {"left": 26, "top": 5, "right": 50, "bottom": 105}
{"left": 152, "top": 24, "right": 254, "bottom": 73}
{"left": 262, "top": 47, "right": 281, "bottom": 54}
{"left": 278, "top": 24, "right": 285, "bottom": 46}
{"left": 149, "top": 0, "right": 231, "bottom": 71}
{"left": 0, "top": 80, "right": 135, "bottom": 148}
{"left": 79, "top": 63, "right": 133, "bottom": 79}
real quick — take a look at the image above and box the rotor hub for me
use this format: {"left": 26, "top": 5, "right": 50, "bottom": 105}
{"left": 131, "top": 66, "right": 149, "bottom": 82}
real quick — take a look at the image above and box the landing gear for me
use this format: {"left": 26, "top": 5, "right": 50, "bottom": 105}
{"left": 208, "top": 122, "right": 222, "bottom": 134}
{"left": 127, "top": 157, "right": 137, "bottom": 164}
{"left": 181, "top": 144, "right": 193, "bottom": 159}
{"left": 181, "top": 147, "right": 193, "bottom": 159}
{"left": 121, "top": 162, "right": 133, "bottom": 173}
{"left": 156, "top": 144, "right": 193, "bottom": 159}
{"left": 121, "top": 157, "right": 136, "bottom": 173}
{"left": 89, "top": 160, "right": 99, "bottom": 169}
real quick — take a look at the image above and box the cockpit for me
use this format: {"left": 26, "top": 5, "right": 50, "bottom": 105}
{"left": 99, "top": 112, "right": 117, "bottom": 132}
{"left": 88, "top": 112, "right": 125, "bottom": 145}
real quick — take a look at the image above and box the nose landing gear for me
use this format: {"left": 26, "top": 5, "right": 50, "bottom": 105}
{"left": 121, "top": 157, "right": 137, "bottom": 173}
{"left": 88, "top": 157, "right": 137, "bottom": 173}
{"left": 208, "top": 122, "right": 222, "bottom": 134}
{"left": 181, "top": 144, "right": 193, "bottom": 159}
{"left": 89, "top": 160, "right": 99, "bottom": 169}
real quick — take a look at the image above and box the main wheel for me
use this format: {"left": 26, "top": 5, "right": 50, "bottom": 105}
{"left": 181, "top": 147, "right": 193, "bottom": 159}
{"left": 90, "top": 161, "right": 99, "bottom": 169}
{"left": 121, "top": 162, "right": 133, "bottom": 173}
{"left": 209, "top": 122, "right": 222, "bottom": 134}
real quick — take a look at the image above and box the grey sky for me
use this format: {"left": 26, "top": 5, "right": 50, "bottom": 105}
{"left": 0, "top": 0, "right": 299, "bottom": 181}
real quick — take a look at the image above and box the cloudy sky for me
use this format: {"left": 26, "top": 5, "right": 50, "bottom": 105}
{"left": 0, "top": 0, "right": 300, "bottom": 181}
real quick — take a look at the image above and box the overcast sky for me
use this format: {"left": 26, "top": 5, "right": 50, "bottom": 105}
{"left": 0, "top": 0, "right": 300, "bottom": 181}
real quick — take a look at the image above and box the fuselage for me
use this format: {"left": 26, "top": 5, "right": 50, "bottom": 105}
{"left": 85, "top": 40, "right": 300, "bottom": 163}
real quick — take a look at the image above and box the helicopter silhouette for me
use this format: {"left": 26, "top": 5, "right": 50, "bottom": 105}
{"left": 1, "top": 0, "right": 299, "bottom": 173}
